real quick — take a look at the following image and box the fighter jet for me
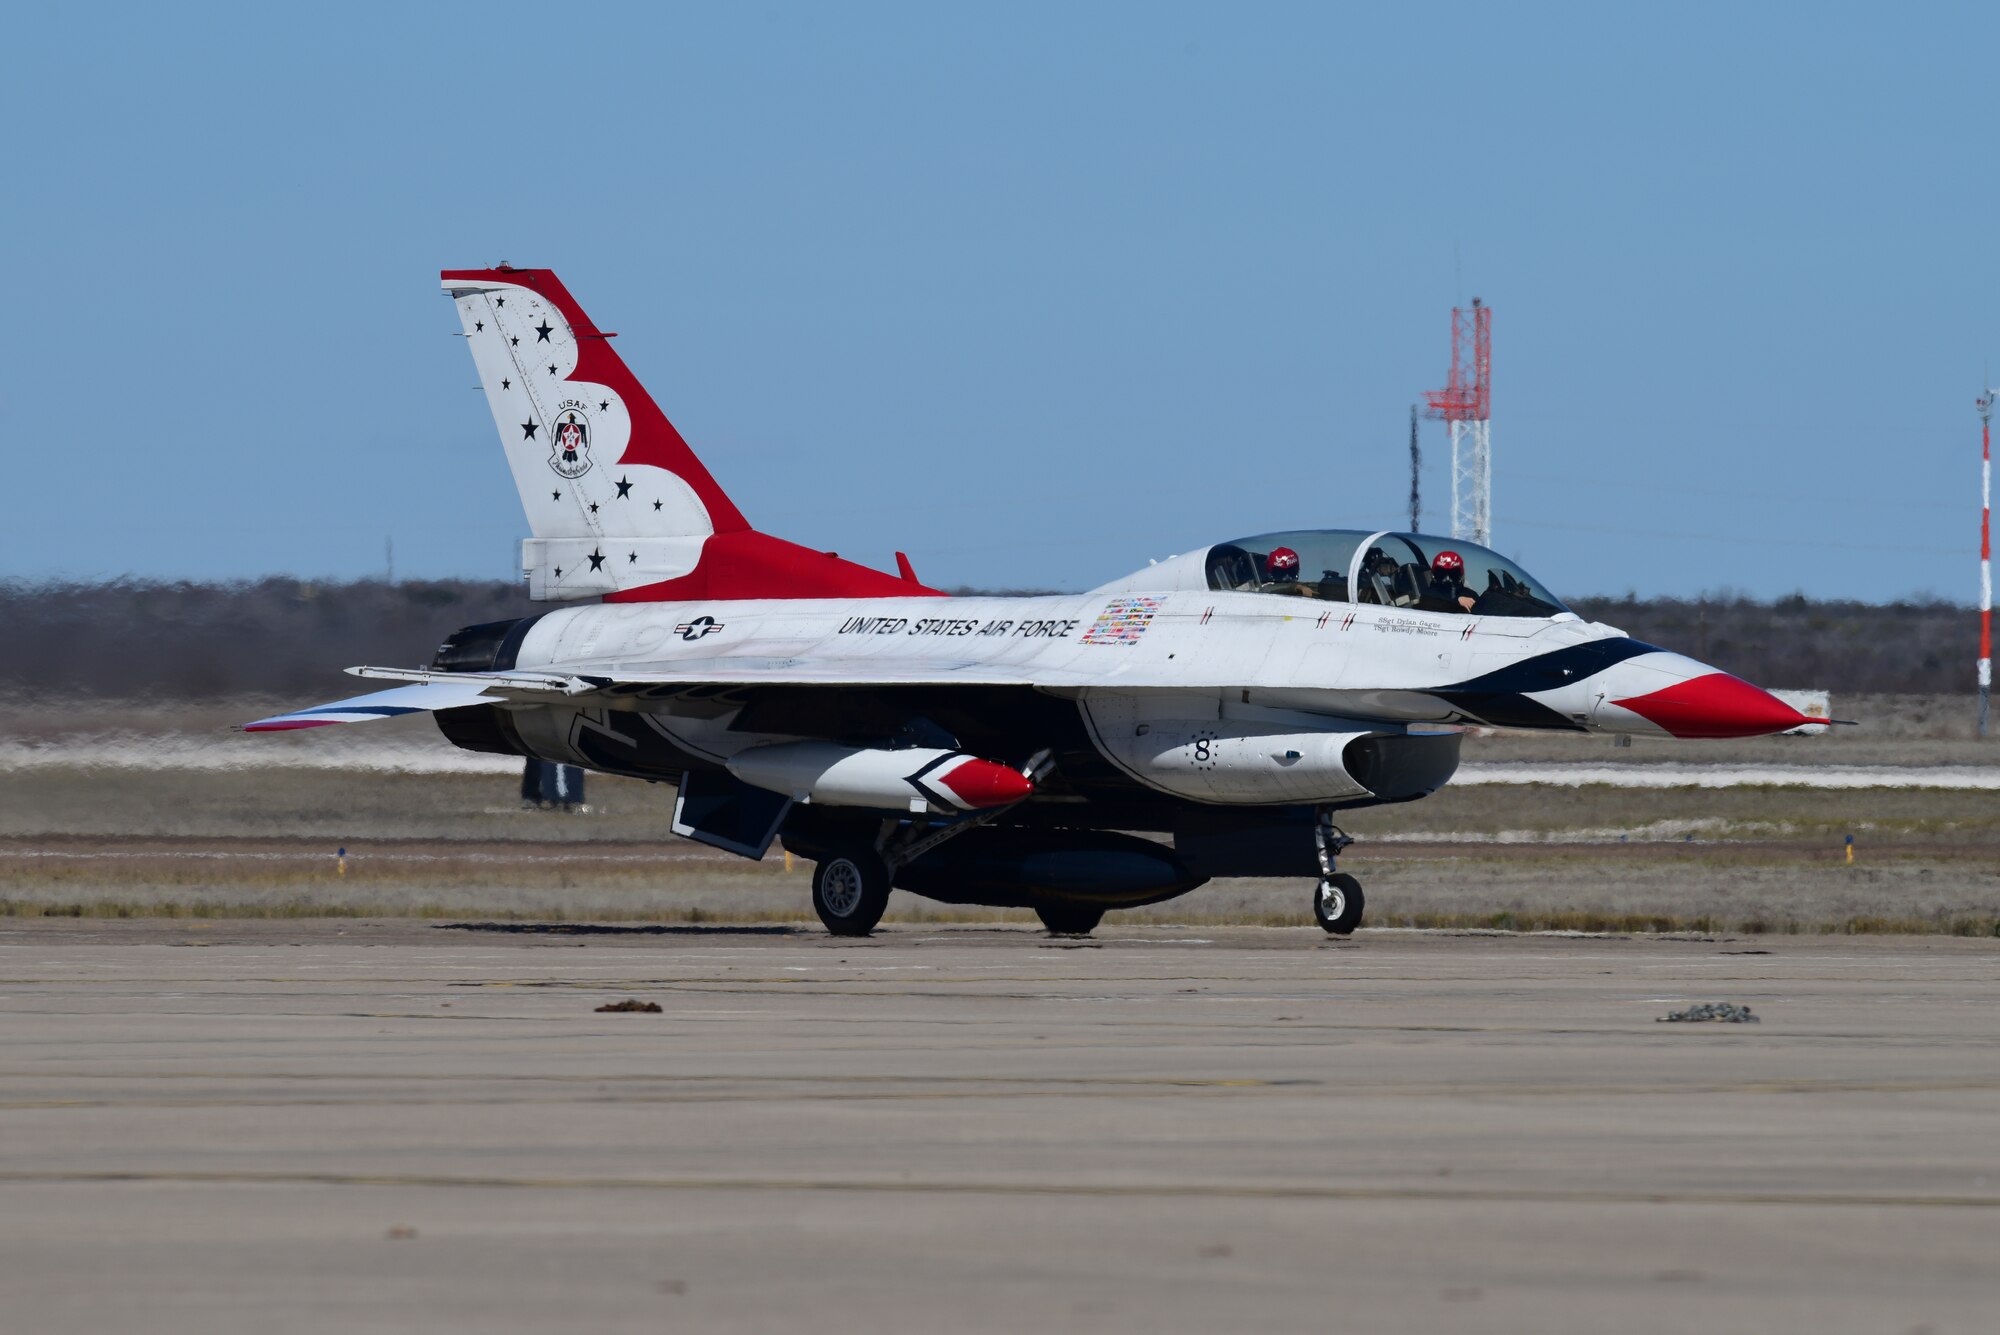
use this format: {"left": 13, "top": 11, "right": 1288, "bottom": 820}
{"left": 247, "top": 266, "right": 1826, "bottom": 937}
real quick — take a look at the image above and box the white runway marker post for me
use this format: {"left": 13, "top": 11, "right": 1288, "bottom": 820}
{"left": 1979, "top": 392, "right": 1993, "bottom": 739}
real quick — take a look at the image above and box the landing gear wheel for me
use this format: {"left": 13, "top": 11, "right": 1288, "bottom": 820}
{"left": 812, "top": 848, "right": 891, "bottom": 937}
{"left": 1314, "top": 873, "right": 1365, "bottom": 935}
{"left": 1035, "top": 903, "right": 1104, "bottom": 936}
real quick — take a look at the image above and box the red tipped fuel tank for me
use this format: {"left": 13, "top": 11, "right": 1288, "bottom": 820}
{"left": 726, "top": 741, "right": 1033, "bottom": 814}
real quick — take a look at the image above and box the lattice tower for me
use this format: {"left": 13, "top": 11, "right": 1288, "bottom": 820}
{"left": 1422, "top": 299, "right": 1493, "bottom": 545}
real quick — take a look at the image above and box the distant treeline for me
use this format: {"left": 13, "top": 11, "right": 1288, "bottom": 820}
{"left": 1565, "top": 593, "right": 1975, "bottom": 695}
{"left": 0, "top": 579, "right": 1978, "bottom": 698}
{"left": 1, "top": 579, "right": 539, "bottom": 699}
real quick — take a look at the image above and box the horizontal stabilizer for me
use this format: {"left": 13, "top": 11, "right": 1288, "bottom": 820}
{"left": 242, "top": 681, "right": 505, "bottom": 732}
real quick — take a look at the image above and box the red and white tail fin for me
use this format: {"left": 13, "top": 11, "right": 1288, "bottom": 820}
{"left": 442, "top": 266, "right": 929, "bottom": 602}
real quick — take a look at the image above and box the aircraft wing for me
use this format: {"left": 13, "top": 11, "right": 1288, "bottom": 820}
{"left": 242, "top": 658, "right": 1060, "bottom": 734}
{"left": 342, "top": 659, "right": 1059, "bottom": 691}
{"left": 240, "top": 672, "right": 595, "bottom": 732}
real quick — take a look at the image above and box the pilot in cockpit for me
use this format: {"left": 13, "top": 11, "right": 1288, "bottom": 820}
{"left": 1427, "top": 550, "right": 1478, "bottom": 612}
{"left": 1262, "top": 546, "right": 1316, "bottom": 597}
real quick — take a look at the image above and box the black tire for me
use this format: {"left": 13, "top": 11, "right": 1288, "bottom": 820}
{"left": 1035, "top": 903, "right": 1105, "bottom": 935}
{"left": 812, "top": 848, "right": 891, "bottom": 936}
{"left": 1313, "top": 873, "right": 1365, "bottom": 935}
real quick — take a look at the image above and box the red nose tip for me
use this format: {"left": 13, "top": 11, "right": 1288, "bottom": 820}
{"left": 937, "top": 758, "right": 1035, "bottom": 808}
{"left": 1613, "top": 672, "right": 1824, "bottom": 739}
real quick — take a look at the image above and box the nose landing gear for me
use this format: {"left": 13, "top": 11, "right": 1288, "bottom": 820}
{"left": 1314, "top": 873, "right": 1365, "bottom": 934}
{"left": 1313, "top": 812, "right": 1364, "bottom": 935}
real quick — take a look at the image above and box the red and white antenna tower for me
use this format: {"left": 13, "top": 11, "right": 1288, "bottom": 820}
{"left": 1423, "top": 298, "right": 1493, "bottom": 544}
{"left": 1978, "top": 391, "right": 1993, "bottom": 738}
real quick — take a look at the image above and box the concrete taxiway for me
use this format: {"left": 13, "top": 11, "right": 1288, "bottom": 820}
{"left": 0, "top": 920, "right": 1996, "bottom": 1332}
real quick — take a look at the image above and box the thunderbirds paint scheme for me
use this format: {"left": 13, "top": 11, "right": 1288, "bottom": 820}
{"left": 247, "top": 267, "right": 1825, "bottom": 936}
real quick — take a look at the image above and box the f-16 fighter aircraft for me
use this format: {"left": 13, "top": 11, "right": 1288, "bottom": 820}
{"left": 247, "top": 266, "right": 1827, "bottom": 937}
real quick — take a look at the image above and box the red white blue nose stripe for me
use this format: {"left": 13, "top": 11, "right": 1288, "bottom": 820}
{"left": 1434, "top": 640, "right": 1828, "bottom": 739}
{"left": 1607, "top": 670, "right": 1826, "bottom": 739}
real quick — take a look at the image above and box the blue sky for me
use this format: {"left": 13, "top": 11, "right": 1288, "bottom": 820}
{"left": 3, "top": 2, "right": 1994, "bottom": 602}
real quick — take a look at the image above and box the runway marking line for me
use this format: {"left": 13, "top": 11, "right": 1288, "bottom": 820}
{"left": 3, "top": 1075, "right": 1996, "bottom": 1102}
{"left": 2, "top": 1169, "right": 1996, "bottom": 1211}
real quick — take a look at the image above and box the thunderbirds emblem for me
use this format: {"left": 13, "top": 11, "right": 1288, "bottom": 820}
{"left": 549, "top": 402, "right": 592, "bottom": 479}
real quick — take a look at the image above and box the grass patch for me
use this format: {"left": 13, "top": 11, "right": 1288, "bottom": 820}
{"left": 3, "top": 897, "right": 1995, "bottom": 937}
{"left": 0, "top": 898, "right": 811, "bottom": 924}
{"left": 1370, "top": 907, "right": 2000, "bottom": 937}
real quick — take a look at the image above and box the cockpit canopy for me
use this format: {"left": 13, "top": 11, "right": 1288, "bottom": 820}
{"left": 1205, "top": 530, "right": 1568, "bottom": 619}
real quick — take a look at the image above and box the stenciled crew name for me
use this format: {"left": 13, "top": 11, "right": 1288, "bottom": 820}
{"left": 836, "top": 616, "right": 1079, "bottom": 639}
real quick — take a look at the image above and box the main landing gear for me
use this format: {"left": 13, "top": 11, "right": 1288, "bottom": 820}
{"left": 811, "top": 848, "right": 892, "bottom": 936}
{"left": 807, "top": 750, "right": 1057, "bottom": 938}
{"left": 1313, "top": 812, "right": 1365, "bottom": 935}
{"left": 1034, "top": 903, "right": 1105, "bottom": 936}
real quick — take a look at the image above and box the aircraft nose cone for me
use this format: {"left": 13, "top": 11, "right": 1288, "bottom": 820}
{"left": 936, "top": 758, "right": 1035, "bottom": 808}
{"left": 1611, "top": 671, "right": 1823, "bottom": 739}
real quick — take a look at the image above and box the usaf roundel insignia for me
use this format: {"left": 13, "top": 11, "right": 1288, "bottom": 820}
{"left": 549, "top": 401, "right": 592, "bottom": 479}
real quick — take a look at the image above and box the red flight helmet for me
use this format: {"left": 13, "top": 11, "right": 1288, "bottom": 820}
{"left": 1267, "top": 546, "right": 1301, "bottom": 579}
{"left": 1431, "top": 550, "right": 1465, "bottom": 580}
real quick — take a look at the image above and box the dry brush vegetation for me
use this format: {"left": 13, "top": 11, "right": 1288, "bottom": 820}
{"left": 0, "top": 577, "right": 1986, "bottom": 698}
{"left": 0, "top": 763, "right": 1994, "bottom": 936}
